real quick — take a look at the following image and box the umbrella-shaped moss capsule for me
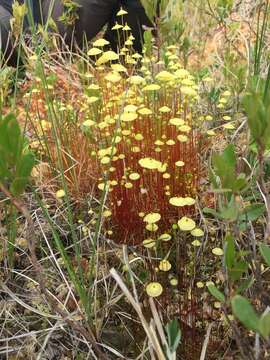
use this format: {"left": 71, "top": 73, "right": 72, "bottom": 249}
{"left": 159, "top": 260, "right": 172, "bottom": 272}
{"left": 146, "top": 282, "right": 163, "bottom": 297}
{"left": 191, "top": 228, "right": 204, "bottom": 237}
{"left": 178, "top": 216, "right": 196, "bottom": 231}
{"left": 143, "top": 212, "right": 161, "bottom": 224}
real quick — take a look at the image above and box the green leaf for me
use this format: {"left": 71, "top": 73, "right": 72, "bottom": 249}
{"left": 219, "top": 203, "right": 239, "bottom": 221}
{"left": 259, "top": 243, "right": 270, "bottom": 267}
{"left": 259, "top": 313, "right": 270, "bottom": 338}
{"left": 218, "top": 0, "right": 233, "bottom": 11}
{"left": 236, "top": 277, "right": 254, "bottom": 294}
{"left": 10, "top": 153, "right": 35, "bottom": 196}
{"left": 0, "top": 155, "right": 10, "bottom": 178}
{"left": 231, "top": 295, "right": 259, "bottom": 332}
{"left": 243, "top": 94, "right": 263, "bottom": 139}
{"left": 0, "top": 113, "right": 22, "bottom": 168}
{"left": 212, "top": 145, "right": 238, "bottom": 190}
{"left": 211, "top": 188, "right": 232, "bottom": 193}
{"left": 207, "top": 284, "right": 225, "bottom": 303}
{"left": 212, "top": 155, "right": 235, "bottom": 189}
{"left": 209, "top": 87, "right": 221, "bottom": 103}
{"left": 202, "top": 207, "right": 219, "bottom": 217}
{"left": 141, "top": 0, "right": 160, "bottom": 21}
{"left": 229, "top": 260, "right": 248, "bottom": 281}
{"left": 239, "top": 203, "right": 265, "bottom": 222}
{"left": 209, "top": 167, "right": 219, "bottom": 189}
{"left": 143, "top": 29, "right": 153, "bottom": 56}
{"left": 138, "top": 271, "right": 148, "bottom": 282}
{"left": 165, "top": 319, "right": 181, "bottom": 353}
{"left": 242, "top": 92, "right": 268, "bottom": 145}
{"left": 225, "top": 234, "right": 235, "bottom": 269}
{"left": 233, "top": 174, "right": 247, "bottom": 192}
{"left": 223, "top": 144, "right": 237, "bottom": 168}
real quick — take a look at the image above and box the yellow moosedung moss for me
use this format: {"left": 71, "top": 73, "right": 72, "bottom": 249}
{"left": 105, "top": 72, "right": 122, "bottom": 83}
{"left": 178, "top": 216, "right": 196, "bottom": 231}
{"left": 138, "top": 107, "right": 152, "bottom": 115}
{"left": 159, "top": 259, "right": 172, "bottom": 271}
{"left": 55, "top": 189, "right": 66, "bottom": 198}
{"left": 169, "top": 197, "right": 195, "bottom": 207}
{"left": 146, "top": 282, "right": 163, "bottom": 297}
{"left": 156, "top": 70, "right": 175, "bottom": 82}
{"left": 93, "top": 38, "right": 109, "bottom": 47}
{"left": 169, "top": 118, "right": 185, "bottom": 126}
{"left": 158, "top": 233, "right": 172, "bottom": 242}
{"left": 146, "top": 223, "right": 159, "bottom": 232}
{"left": 88, "top": 47, "right": 103, "bottom": 56}
{"left": 175, "top": 160, "right": 185, "bottom": 167}
{"left": 138, "top": 157, "right": 162, "bottom": 170}
{"left": 143, "top": 238, "right": 156, "bottom": 248}
{"left": 96, "top": 51, "right": 119, "bottom": 66}
{"left": 120, "top": 112, "right": 138, "bottom": 122}
{"left": 143, "top": 212, "right": 161, "bottom": 224}
{"left": 143, "top": 84, "right": 161, "bottom": 92}
{"left": 129, "top": 173, "right": 140, "bottom": 181}
{"left": 212, "top": 248, "right": 224, "bottom": 256}
{"left": 191, "top": 228, "right": 204, "bottom": 237}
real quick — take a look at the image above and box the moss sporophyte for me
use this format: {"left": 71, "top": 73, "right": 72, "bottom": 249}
{"left": 26, "top": 34, "right": 203, "bottom": 246}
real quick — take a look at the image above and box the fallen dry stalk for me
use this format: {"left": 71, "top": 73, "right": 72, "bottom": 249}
{"left": 199, "top": 322, "right": 213, "bottom": 360}
{"left": 110, "top": 267, "right": 166, "bottom": 360}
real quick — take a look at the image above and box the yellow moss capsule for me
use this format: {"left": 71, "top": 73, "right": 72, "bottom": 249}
{"left": 56, "top": 189, "right": 66, "bottom": 199}
{"left": 146, "top": 282, "right": 163, "bottom": 297}
{"left": 178, "top": 216, "right": 196, "bottom": 231}
{"left": 143, "top": 213, "right": 161, "bottom": 224}
{"left": 159, "top": 260, "right": 172, "bottom": 272}
{"left": 146, "top": 223, "right": 159, "bottom": 232}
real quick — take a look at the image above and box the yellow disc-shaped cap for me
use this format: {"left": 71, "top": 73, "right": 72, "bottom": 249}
{"left": 191, "top": 228, "right": 204, "bottom": 237}
{"left": 143, "top": 212, "right": 161, "bottom": 224}
{"left": 178, "top": 216, "right": 196, "bottom": 231}
{"left": 159, "top": 260, "right": 172, "bottom": 272}
{"left": 146, "top": 282, "right": 163, "bottom": 297}
{"left": 212, "top": 247, "right": 224, "bottom": 256}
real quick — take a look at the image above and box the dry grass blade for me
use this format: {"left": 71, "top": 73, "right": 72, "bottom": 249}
{"left": 149, "top": 297, "right": 170, "bottom": 355}
{"left": 0, "top": 182, "right": 109, "bottom": 360}
{"left": 199, "top": 322, "right": 213, "bottom": 360}
{"left": 110, "top": 267, "right": 166, "bottom": 360}
{"left": 1, "top": 283, "right": 60, "bottom": 320}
